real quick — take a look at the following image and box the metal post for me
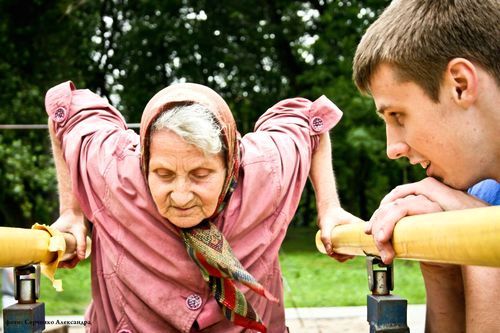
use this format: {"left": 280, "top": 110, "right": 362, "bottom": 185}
{"left": 366, "top": 256, "right": 409, "bottom": 333}
{"left": 3, "top": 265, "right": 45, "bottom": 333}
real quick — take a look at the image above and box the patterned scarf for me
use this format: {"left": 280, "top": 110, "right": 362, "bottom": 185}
{"left": 181, "top": 219, "right": 278, "bottom": 332}
{"left": 140, "top": 83, "right": 277, "bottom": 332}
{"left": 180, "top": 168, "right": 278, "bottom": 332}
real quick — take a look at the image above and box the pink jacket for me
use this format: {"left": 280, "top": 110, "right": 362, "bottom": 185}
{"left": 45, "top": 81, "right": 342, "bottom": 332}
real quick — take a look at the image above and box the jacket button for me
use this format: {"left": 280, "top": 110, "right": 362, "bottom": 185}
{"left": 311, "top": 116, "right": 324, "bottom": 132}
{"left": 53, "top": 107, "right": 67, "bottom": 123}
{"left": 185, "top": 294, "right": 202, "bottom": 311}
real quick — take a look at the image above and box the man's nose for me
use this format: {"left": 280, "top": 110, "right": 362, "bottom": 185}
{"left": 386, "top": 141, "right": 410, "bottom": 159}
{"left": 386, "top": 128, "right": 409, "bottom": 160}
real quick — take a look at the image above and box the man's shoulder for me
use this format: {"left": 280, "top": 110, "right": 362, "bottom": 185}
{"left": 468, "top": 179, "right": 500, "bottom": 205}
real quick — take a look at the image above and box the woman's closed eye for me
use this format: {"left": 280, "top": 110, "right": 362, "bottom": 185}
{"left": 155, "top": 169, "right": 175, "bottom": 180}
{"left": 191, "top": 169, "right": 211, "bottom": 180}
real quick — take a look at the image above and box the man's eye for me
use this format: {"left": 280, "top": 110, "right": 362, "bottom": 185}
{"left": 389, "top": 112, "right": 403, "bottom": 125}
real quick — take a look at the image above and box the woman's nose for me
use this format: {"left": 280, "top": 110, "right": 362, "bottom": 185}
{"left": 170, "top": 180, "right": 194, "bottom": 206}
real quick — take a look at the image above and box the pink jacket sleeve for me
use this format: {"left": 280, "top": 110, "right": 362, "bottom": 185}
{"left": 254, "top": 95, "right": 342, "bottom": 141}
{"left": 238, "top": 95, "right": 343, "bottom": 230}
{"left": 44, "top": 81, "right": 133, "bottom": 220}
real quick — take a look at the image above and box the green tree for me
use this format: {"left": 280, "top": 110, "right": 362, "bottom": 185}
{"left": 0, "top": 0, "right": 101, "bottom": 226}
{"left": 0, "top": 0, "right": 424, "bottom": 228}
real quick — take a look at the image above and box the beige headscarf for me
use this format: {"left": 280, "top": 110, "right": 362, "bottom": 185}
{"left": 139, "top": 83, "right": 240, "bottom": 211}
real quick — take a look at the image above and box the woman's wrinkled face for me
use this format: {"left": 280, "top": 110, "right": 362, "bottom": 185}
{"left": 148, "top": 129, "right": 227, "bottom": 228}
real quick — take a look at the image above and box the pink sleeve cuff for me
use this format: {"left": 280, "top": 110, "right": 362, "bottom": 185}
{"left": 45, "top": 81, "right": 75, "bottom": 127}
{"left": 308, "top": 95, "right": 343, "bottom": 135}
{"left": 45, "top": 81, "right": 127, "bottom": 140}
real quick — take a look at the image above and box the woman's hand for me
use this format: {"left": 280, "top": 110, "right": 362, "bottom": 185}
{"left": 318, "top": 206, "right": 364, "bottom": 262}
{"left": 51, "top": 209, "right": 88, "bottom": 268}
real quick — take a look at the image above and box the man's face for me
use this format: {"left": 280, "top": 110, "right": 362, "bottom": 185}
{"left": 369, "top": 63, "right": 482, "bottom": 190}
{"left": 148, "top": 129, "right": 227, "bottom": 228}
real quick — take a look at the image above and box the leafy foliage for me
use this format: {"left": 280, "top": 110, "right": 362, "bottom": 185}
{"left": 0, "top": 0, "right": 101, "bottom": 226}
{"left": 0, "top": 0, "right": 424, "bottom": 228}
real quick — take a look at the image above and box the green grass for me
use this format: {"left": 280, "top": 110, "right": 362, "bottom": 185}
{"left": 279, "top": 226, "right": 426, "bottom": 307}
{"left": 38, "top": 259, "right": 92, "bottom": 315}
{"left": 4, "top": 226, "right": 425, "bottom": 315}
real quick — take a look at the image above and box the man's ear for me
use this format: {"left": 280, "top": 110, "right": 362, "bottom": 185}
{"left": 445, "top": 58, "right": 478, "bottom": 108}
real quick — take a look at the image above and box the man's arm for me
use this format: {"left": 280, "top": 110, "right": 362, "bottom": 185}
{"left": 366, "top": 177, "right": 488, "bottom": 264}
{"left": 48, "top": 120, "right": 88, "bottom": 267}
{"left": 310, "top": 131, "right": 363, "bottom": 261}
{"left": 364, "top": 177, "right": 491, "bottom": 332}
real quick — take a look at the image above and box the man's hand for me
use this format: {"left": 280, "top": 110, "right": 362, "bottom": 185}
{"left": 381, "top": 177, "right": 487, "bottom": 211}
{"left": 51, "top": 209, "right": 88, "bottom": 268}
{"left": 318, "top": 206, "right": 364, "bottom": 262}
{"left": 366, "top": 177, "right": 488, "bottom": 264}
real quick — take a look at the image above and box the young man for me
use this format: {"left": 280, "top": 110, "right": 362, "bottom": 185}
{"left": 352, "top": 0, "right": 499, "bottom": 332}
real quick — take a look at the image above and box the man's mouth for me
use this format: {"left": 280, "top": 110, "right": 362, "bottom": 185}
{"left": 419, "top": 160, "right": 432, "bottom": 176}
{"left": 420, "top": 161, "right": 430, "bottom": 170}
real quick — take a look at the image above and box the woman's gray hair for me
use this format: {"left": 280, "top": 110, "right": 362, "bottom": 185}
{"left": 150, "top": 103, "right": 225, "bottom": 155}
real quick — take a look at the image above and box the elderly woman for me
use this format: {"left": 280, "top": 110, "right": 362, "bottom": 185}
{"left": 46, "top": 81, "right": 356, "bottom": 332}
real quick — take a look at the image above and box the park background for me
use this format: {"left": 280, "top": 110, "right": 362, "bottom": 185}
{"left": 0, "top": 0, "right": 425, "bottom": 315}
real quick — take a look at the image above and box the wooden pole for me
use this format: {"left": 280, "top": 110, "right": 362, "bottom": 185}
{"left": 316, "top": 206, "right": 500, "bottom": 267}
{"left": 0, "top": 225, "right": 82, "bottom": 267}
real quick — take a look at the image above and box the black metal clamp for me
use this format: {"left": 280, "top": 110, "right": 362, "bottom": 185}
{"left": 366, "top": 256, "right": 409, "bottom": 333}
{"left": 3, "top": 264, "right": 46, "bottom": 333}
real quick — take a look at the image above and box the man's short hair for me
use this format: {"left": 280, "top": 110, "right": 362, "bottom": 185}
{"left": 353, "top": 0, "right": 500, "bottom": 101}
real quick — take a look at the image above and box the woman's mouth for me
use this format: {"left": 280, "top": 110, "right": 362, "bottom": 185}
{"left": 172, "top": 206, "right": 196, "bottom": 215}
{"left": 175, "top": 206, "right": 194, "bottom": 211}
